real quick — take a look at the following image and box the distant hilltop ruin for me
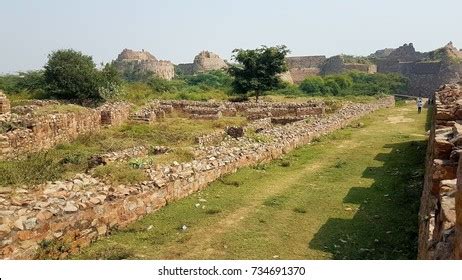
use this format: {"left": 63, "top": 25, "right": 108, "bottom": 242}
{"left": 284, "top": 55, "right": 376, "bottom": 83}
{"left": 113, "top": 49, "right": 175, "bottom": 80}
{"left": 373, "top": 42, "right": 462, "bottom": 97}
{"left": 284, "top": 42, "right": 462, "bottom": 97}
{"left": 177, "top": 51, "right": 228, "bottom": 75}
{"left": 112, "top": 43, "right": 462, "bottom": 97}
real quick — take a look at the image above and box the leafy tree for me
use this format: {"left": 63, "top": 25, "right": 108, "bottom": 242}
{"left": 228, "top": 45, "right": 290, "bottom": 101}
{"left": 44, "top": 49, "right": 111, "bottom": 100}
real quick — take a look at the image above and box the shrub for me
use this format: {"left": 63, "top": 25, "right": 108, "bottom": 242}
{"left": 323, "top": 79, "right": 341, "bottom": 95}
{"left": 299, "top": 76, "right": 325, "bottom": 94}
{"left": 184, "top": 70, "right": 232, "bottom": 90}
{"left": 44, "top": 49, "right": 122, "bottom": 100}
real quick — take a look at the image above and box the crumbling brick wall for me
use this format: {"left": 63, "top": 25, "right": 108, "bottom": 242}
{"left": 419, "top": 83, "right": 462, "bottom": 259}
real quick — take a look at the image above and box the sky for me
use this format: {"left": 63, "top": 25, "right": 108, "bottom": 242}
{"left": 1, "top": 0, "right": 461, "bottom": 74}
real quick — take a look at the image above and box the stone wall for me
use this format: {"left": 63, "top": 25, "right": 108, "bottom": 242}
{"left": 285, "top": 55, "right": 376, "bottom": 83}
{"left": 177, "top": 51, "right": 227, "bottom": 75}
{"left": 0, "top": 96, "right": 394, "bottom": 259}
{"left": 418, "top": 83, "right": 462, "bottom": 259}
{"left": 375, "top": 42, "right": 462, "bottom": 97}
{"left": 0, "top": 92, "right": 10, "bottom": 114}
{"left": 113, "top": 49, "right": 175, "bottom": 80}
{"left": 0, "top": 102, "right": 132, "bottom": 159}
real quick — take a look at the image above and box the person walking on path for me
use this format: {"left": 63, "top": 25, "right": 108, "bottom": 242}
{"left": 417, "top": 97, "right": 423, "bottom": 114}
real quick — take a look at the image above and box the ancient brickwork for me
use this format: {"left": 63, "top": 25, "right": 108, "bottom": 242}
{"left": 113, "top": 49, "right": 175, "bottom": 80}
{"left": 419, "top": 83, "right": 462, "bottom": 259}
{"left": 0, "top": 92, "right": 10, "bottom": 114}
{"left": 177, "top": 51, "right": 227, "bottom": 75}
{"left": 0, "top": 102, "right": 132, "bottom": 159}
{"left": 0, "top": 96, "right": 394, "bottom": 259}
{"left": 100, "top": 102, "right": 132, "bottom": 126}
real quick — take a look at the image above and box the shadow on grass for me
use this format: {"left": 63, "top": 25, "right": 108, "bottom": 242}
{"left": 308, "top": 140, "right": 427, "bottom": 259}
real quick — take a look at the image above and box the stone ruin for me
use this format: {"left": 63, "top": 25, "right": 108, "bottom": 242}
{"left": 0, "top": 99, "right": 132, "bottom": 159}
{"left": 177, "top": 51, "right": 228, "bottom": 75}
{"left": 0, "top": 96, "right": 394, "bottom": 259}
{"left": 0, "top": 91, "right": 10, "bottom": 114}
{"left": 284, "top": 55, "right": 377, "bottom": 84}
{"left": 113, "top": 48, "right": 175, "bottom": 80}
{"left": 375, "top": 42, "right": 462, "bottom": 97}
{"left": 419, "top": 83, "right": 462, "bottom": 259}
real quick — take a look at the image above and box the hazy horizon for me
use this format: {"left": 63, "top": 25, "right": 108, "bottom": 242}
{"left": 1, "top": 0, "right": 461, "bottom": 74}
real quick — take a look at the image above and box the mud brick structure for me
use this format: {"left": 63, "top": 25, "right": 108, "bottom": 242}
{"left": 419, "top": 83, "right": 462, "bottom": 259}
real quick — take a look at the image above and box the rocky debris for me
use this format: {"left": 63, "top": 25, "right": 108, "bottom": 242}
{"left": 226, "top": 126, "right": 244, "bottom": 138}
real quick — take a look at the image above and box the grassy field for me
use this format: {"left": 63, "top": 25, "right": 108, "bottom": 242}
{"left": 0, "top": 117, "right": 247, "bottom": 187}
{"left": 75, "top": 102, "right": 428, "bottom": 260}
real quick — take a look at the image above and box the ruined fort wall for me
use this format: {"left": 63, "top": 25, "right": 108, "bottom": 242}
{"left": 419, "top": 83, "right": 462, "bottom": 259}
{"left": 285, "top": 56, "right": 327, "bottom": 69}
{"left": 0, "top": 97, "right": 394, "bottom": 259}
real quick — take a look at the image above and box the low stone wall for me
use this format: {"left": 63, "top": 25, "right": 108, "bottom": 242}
{"left": 0, "top": 96, "right": 394, "bottom": 259}
{"left": 158, "top": 100, "right": 325, "bottom": 120}
{"left": 418, "top": 83, "right": 462, "bottom": 259}
{"left": 0, "top": 92, "right": 10, "bottom": 114}
{"left": 0, "top": 101, "right": 132, "bottom": 159}
{"left": 100, "top": 102, "right": 132, "bottom": 126}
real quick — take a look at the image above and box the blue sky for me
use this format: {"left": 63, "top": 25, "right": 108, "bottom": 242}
{"left": 1, "top": 0, "right": 461, "bottom": 73}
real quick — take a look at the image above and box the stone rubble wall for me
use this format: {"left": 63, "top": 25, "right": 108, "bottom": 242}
{"left": 0, "top": 102, "right": 132, "bottom": 159}
{"left": 0, "top": 92, "right": 10, "bottom": 114}
{"left": 176, "top": 51, "right": 228, "bottom": 75}
{"left": 100, "top": 102, "right": 132, "bottom": 126}
{"left": 418, "top": 83, "right": 462, "bottom": 259}
{"left": 113, "top": 49, "right": 175, "bottom": 80}
{"left": 0, "top": 96, "right": 394, "bottom": 259}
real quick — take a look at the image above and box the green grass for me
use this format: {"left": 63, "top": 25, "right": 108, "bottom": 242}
{"left": 0, "top": 117, "right": 247, "bottom": 187}
{"left": 75, "top": 102, "right": 428, "bottom": 260}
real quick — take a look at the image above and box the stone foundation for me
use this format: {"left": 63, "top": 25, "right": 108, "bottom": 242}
{"left": 0, "top": 96, "right": 394, "bottom": 259}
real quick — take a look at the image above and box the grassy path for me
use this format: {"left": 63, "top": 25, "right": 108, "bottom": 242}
{"left": 77, "top": 103, "right": 428, "bottom": 260}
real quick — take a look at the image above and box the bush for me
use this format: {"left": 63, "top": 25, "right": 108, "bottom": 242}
{"left": 44, "top": 49, "right": 122, "bottom": 100}
{"left": 323, "top": 79, "right": 341, "bottom": 95}
{"left": 298, "top": 72, "right": 408, "bottom": 96}
{"left": 184, "top": 70, "right": 232, "bottom": 90}
{"left": 299, "top": 76, "right": 325, "bottom": 94}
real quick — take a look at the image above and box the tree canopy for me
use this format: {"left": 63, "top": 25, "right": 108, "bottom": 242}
{"left": 44, "top": 49, "right": 121, "bottom": 100}
{"left": 228, "top": 45, "right": 290, "bottom": 101}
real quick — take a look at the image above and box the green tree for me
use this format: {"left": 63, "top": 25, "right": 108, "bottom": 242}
{"left": 44, "top": 49, "right": 103, "bottom": 100}
{"left": 228, "top": 45, "right": 290, "bottom": 101}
